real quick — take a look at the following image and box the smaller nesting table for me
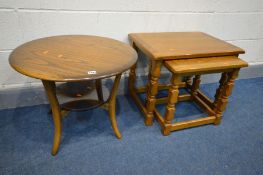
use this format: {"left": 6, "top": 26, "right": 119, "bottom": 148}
{"left": 128, "top": 32, "right": 246, "bottom": 134}
{"left": 9, "top": 35, "right": 137, "bottom": 155}
{"left": 161, "top": 56, "right": 247, "bottom": 135}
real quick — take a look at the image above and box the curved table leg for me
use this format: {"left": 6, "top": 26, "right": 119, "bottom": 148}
{"left": 108, "top": 74, "right": 122, "bottom": 139}
{"left": 42, "top": 80, "right": 62, "bottom": 156}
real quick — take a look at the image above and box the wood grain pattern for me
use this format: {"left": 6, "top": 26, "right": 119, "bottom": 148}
{"left": 163, "top": 74, "right": 181, "bottom": 136}
{"left": 10, "top": 35, "right": 137, "bottom": 156}
{"left": 145, "top": 60, "right": 162, "bottom": 125}
{"left": 128, "top": 32, "right": 248, "bottom": 136}
{"left": 108, "top": 74, "right": 122, "bottom": 139}
{"left": 214, "top": 69, "right": 240, "bottom": 125}
{"left": 213, "top": 72, "right": 228, "bottom": 108}
{"left": 42, "top": 80, "right": 62, "bottom": 155}
{"left": 159, "top": 57, "right": 247, "bottom": 135}
{"left": 9, "top": 35, "right": 137, "bottom": 81}
{"left": 164, "top": 56, "right": 248, "bottom": 74}
{"left": 129, "top": 32, "right": 245, "bottom": 60}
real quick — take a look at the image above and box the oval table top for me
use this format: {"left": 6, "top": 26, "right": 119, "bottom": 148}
{"left": 9, "top": 35, "right": 137, "bottom": 82}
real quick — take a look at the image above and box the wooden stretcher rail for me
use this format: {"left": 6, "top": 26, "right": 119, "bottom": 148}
{"left": 129, "top": 87, "right": 148, "bottom": 117}
{"left": 193, "top": 95, "right": 215, "bottom": 116}
{"left": 136, "top": 82, "right": 187, "bottom": 93}
{"left": 171, "top": 116, "right": 216, "bottom": 131}
{"left": 196, "top": 90, "right": 214, "bottom": 108}
{"left": 155, "top": 94, "right": 192, "bottom": 105}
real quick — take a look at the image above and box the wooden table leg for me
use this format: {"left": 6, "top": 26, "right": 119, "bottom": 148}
{"left": 42, "top": 80, "right": 62, "bottom": 156}
{"left": 108, "top": 74, "right": 122, "bottom": 139}
{"left": 185, "top": 76, "right": 193, "bottom": 87}
{"left": 214, "top": 69, "right": 240, "bottom": 125}
{"left": 213, "top": 72, "right": 228, "bottom": 109}
{"left": 145, "top": 60, "right": 162, "bottom": 126}
{"left": 191, "top": 75, "right": 201, "bottom": 97}
{"left": 128, "top": 42, "right": 138, "bottom": 92}
{"left": 163, "top": 74, "right": 181, "bottom": 135}
{"left": 95, "top": 79, "right": 104, "bottom": 102}
{"left": 128, "top": 62, "right": 137, "bottom": 91}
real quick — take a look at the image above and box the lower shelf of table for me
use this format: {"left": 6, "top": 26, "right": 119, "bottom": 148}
{"left": 61, "top": 99, "right": 106, "bottom": 111}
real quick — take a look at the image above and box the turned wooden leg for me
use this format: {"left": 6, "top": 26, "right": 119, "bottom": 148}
{"left": 185, "top": 76, "right": 193, "bottom": 87}
{"left": 145, "top": 61, "right": 152, "bottom": 102}
{"left": 163, "top": 74, "right": 181, "bottom": 136}
{"left": 128, "top": 42, "right": 138, "bottom": 92}
{"left": 95, "top": 79, "right": 104, "bottom": 102}
{"left": 191, "top": 75, "right": 201, "bottom": 97}
{"left": 145, "top": 60, "right": 162, "bottom": 126}
{"left": 213, "top": 72, "right": 228, "bottom": 108}
{"left": 42, "top": 80, "right": 62, "bottom": 156}
{"left": 108, "top": 74, "right": 122, "bottom": 139}
{"left": 128, "top": 62, "right": 137, "bottom": 91}
{"left": 214, "top": 69, "right": 240, "bottom": 125}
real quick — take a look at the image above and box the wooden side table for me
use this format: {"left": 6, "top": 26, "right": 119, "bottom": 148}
{"left": 9, "top": 35, "right": 137, "bottom": 155}
{"left": 128, "top": 32, "right": 245, "bottom": 126}
{"left": 161, "top": 56, "right": 248, "bottom": 135}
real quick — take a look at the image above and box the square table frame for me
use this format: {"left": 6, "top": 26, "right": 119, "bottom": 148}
{"left": 128, "top": 32, "right": 245, "bottom": 127}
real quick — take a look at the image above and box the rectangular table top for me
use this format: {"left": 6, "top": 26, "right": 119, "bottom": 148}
{"left": 164, "top": 56, "right": 248, "bottom": 74}
{"left": 129, "top": 32, "right": 245, "bottom": 60}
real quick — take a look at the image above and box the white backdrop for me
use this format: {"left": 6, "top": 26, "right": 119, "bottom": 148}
{"left": 0, "top": 0, "right": 263, "bottom": 90}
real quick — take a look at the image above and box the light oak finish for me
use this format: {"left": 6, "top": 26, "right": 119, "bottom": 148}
{"left": 9, "top": 35, "right": 137, "bottom": 155}
{"left": 145, "top": 60, "right": 162, "bottom": 125}
{"left": 164, "top": 56, "right": 248, "bottom": 74}
{"left": 129, "top": 32, "right": 244, "bottom": 60}
{"left": 128, "top": 32, "right": 246, "bottom": 126}
{"left": 158, "top": 56, "right": 248, "bottom": 135}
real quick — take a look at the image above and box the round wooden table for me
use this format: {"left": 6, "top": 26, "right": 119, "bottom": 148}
{"left": 9, "top": 35, "right": 137, "bottom": 155}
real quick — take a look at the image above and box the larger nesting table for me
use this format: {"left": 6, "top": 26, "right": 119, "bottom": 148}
{"left": 9, "top": 35, "right": 137, "bottom": 155}
{"left": 128, "top": 32, "right": 245, "bottom": 126}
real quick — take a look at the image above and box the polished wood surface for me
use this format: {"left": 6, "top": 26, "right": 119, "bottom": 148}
{"left": 9, "top": 35, "right": 137, "bottom": 155}
{"left": 129, "top": 32, "right": 245, "bottom": 60}
{"left": 156, "top": 56, "right": 248, "bottom": 135}
{"left": 9, "top": 35, "right": 137, "bottom": 81}
{"left": 107, "top": 74, "right": 122, "bottom": 139}
{"left": 128, "top": 32, "right": 246, "bottom": 126}
{"left": 164, "top": 56, "right": 248, "bottom": 74}
{"left": 42, "top": 80, "right": 62, "bottom": 156}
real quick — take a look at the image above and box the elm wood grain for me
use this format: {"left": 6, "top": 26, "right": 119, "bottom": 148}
{"left": 56, "top": 81, "right": 95, "bottom": 98}
{"left": 42, "top": 80, "right": 62, "bottom": 156}
{"left": 44, "top": 74, "right": 123, "bottom": 155}
{"left": 95, "top": 79, "right": 104, "bottom": 102}
{"left": 9, "top": 35, "right": 137, "bottom": 82}
{"left": 128, "top": 32, "right": 245, "bottom": 126}
{"left": 107, "top": 74, "right": 122, "bottom": 139}
{"left": 129, "top": 32, "right": 245, "bottom": 60}
{"left": 10, "top": 35, "right": 137, "bottom": 155}
{"left": 157, "top": 56, "right": 248, "bottom": 135}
